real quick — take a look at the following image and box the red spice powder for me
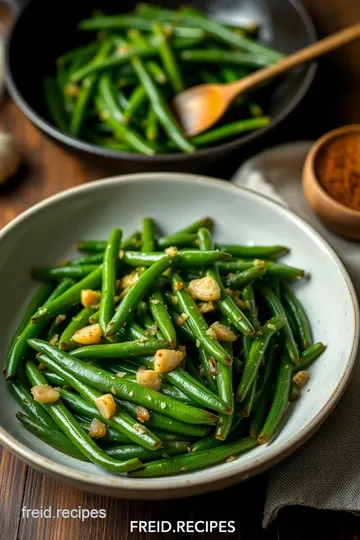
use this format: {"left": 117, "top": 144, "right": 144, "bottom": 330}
{"left": 315, "top": 133, "right": 360, "bottom": 211}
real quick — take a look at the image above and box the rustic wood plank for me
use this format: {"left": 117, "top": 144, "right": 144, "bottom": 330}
{"left": 0, "top": 447, "right": 28, "bottom": 540}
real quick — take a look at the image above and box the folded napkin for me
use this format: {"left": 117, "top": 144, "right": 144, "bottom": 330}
{"left": 231, "top": 142, "right": 360, "bottom": 527}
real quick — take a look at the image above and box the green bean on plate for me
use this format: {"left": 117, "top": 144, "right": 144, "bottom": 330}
{"left": 43, "top": 4, "right": 282, "bottom": 154}
{"left": 6, "top": 216, "right": 325, "bottom": 477}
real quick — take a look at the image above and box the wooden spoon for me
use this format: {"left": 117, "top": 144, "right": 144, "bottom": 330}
{"left": 172, "top": 23, "right": 360, "bottom": 137}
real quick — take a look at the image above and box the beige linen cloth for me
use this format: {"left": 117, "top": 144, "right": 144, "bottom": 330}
{"left": 231, "top": 142, "right": 360, "bottom": 527}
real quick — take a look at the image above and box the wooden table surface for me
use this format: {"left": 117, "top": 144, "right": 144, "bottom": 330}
{"left": 1, "top": 2, "right": 360, "bottom": 539}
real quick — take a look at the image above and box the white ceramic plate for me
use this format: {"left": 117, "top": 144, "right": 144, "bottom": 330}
{"left": 0, "top": 173, "right": 358, "bottom": 498}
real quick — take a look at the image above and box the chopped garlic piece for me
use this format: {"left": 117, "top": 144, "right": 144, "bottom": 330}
{"left": 174, "top": 281, "right": 183, "bottom": 292}
{"left": 188, "top": 276, "right": 221, "bottom": 302}
{"left": 81, "top": 289, "right": 101, "bottom": 308}
{"left": 119, "top": 270, "right": 139, "bottom": 290}
{"left": 293, "top": 370, "right": 309, "bottom": 388}
{"left": 88, "top": 418, "right": 106, "bottom": 439}
{"left": 198, "top": 301, "right": 217, "bottom": 314}
{"left": 136, "top": 406, "right": 150, "bottom": 423}
{"left": 73, "top": 323, "right": 102, "bottom": 345}
{"left": 165, "top": 246, "right": 178, "bottom": 258}
{"left": 31, "top": 385, "right": 59, "bottom": 403}
{"left": 95, "top": 394, "right": 116, "bottom": 419}
{"left": 177, "top": 313, "right": 188, "bottom": 325}
{"left": 49, "top": 334, "right": 59, "bottom": 346}
{"left": 154, "top": 349, "right": 185, "bottom": 373}
{"left": 209, "top": 322, "right": 237, "bottom": 342}
{"left": 136, "top": 369, "right": 161, "bottom": 391}
{"left": 55, "top": 314, "right": 66, "bottom": 325}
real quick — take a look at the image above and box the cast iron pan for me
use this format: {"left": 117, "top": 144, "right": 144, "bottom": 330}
{"left": 4, "top": 0, "right": 317, "bottom": 174}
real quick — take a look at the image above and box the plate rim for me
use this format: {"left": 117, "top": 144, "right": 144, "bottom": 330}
{"left": 0, "top": 172, "right": 358, "bottom": 497}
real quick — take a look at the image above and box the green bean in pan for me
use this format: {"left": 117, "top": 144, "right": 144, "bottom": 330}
{"left": 106, "top": 255, "right": 172, "bottom": 336}
{"left": 59, "top": 307, "right": 97, "bottom": 351}
{"left": 16, "top": 412, "right": 88, "bottom": 460}
{"left": 131, "top": 57, "right": 194, "bottom": 154}
{"left": 124, "top": 85, "right": 147, "bottom": 123}
{"left": 70, "top": 40, "right": 112, "bottom": 137}
{"left": 217, "top": 260, "right": 304, "bottom": 280}
{"left": 35, "top": 349, "right": 162, "bottom": 450}
{"left": 258, "top": 354, "right": 293, "bottom": 444}
{"left": 181, "top": 49, "right": 271, "bottom": 69}
{"left": 28, "top": 340, "right": 218, "bottom": 426}
{"left": 105, "top": 441, "right": 190, "bottom": 461}
{"left": 5, "top": 278, "right": 74, "bottom": 380}
{"left": 117, "top": 399, "right": 209, "bottom": 438}
{"left": 31, "top": 267, "right": 102, "bottom": 323}
{"left": 9, "top": 380, "right": 59, "bottom": 431}
{"left": 75, "top": 231, "right": 141, "bottom": 254}
{"left": 130, "top": 437, "right": 258, "bottom": 477}
{"left": 152, "top": 22, "right": 185, "bottom": 94}
{"left": 135, "top": 301, "right": 164, "bottom": 340}
{"left": 242, "top": 284, "right": 260, "bottom": 359}
{"left": 43, "top": 371, "right": 67, "bottom": 387}
{"left": 197, "top": 227, "right": 255, "bottom": 336}
{"left": 69, "top": 339, "right": 171, "bottom": 360}
{"left": 198, "top": 348, "right": 217, "bottom": 393}
{"left": 122, "top": 250, "right": 231, "bottom": 267}
{"left": 142, "top": 217, "right": 157, "bottom": 252}
{"left": 293, "top": 342, "right": 326, "bottom": 372}
{"left": 149, "top": 289, "right": 177, "bottom": 347}
{"left": 44, "top": 77, "right": 69, "bottom": 132}
{"left": 171, "top": 272, "right": 232, "bottom": 366}
{"left": 281, "top": 282, "right": 312, "bottom": 350}
{"left": 249, "top": 387, "right": 272, "bottom": 439}
{"left": 217, "top": 244, "right": 289, "bottom": 259}
{"left": 32, "top": 265, "right": 98, "bottom": 280}
{"left": 237, "top": 315, "right": 287, "bottom": 402}
{"left": 223, "top": 266, "right": 266, "bottom": 289}
{"left": 257, "top": 283, "right": 300, "bottom": 364}
{"left": 78, "top": 419, "right": 132, "bottom": 444}
{"left": 146, "top": 106, "right": 159, "bottom": 142}
{"left": 147, "top": 61, "right": 167, "bottom": 85}
{"left": 191, "top": 118, "right": 271, "bottom": 147}
{"left": 71, "top": 253, "right": 104, "bottom": 266}
{"left": 25, "top": 360, "right": 142, "bottom": 472}
{"left": 99, "top": 228, "right": 122, "bottom": 334}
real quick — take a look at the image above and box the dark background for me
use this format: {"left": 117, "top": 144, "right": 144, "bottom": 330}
{"left": 1, "top": 0, "right": 360, "bottom": 538}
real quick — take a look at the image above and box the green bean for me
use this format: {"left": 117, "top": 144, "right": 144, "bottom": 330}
{"left": 32, "top": 265, "right": 98, "bottom": 280}
{"left": 123, "top": 250, "right": 231, "bottom": 267}
{"left": 142, "top": 217, "right": 156, "bottom": 252}
{"left": 216, "top": 360, "right": 234, "bottom": 440}
{"left": 191, "top": 117, "right": 270, "bottom": 146}
{"left": 59, "top": 307, "right": 96, "bottom": 351}
{"left": 124, "top": 85, "right": 147, "bottom": 123}
{"left": 44, "top": 77, "right": 69, "bottom": 132}
{"left": 149, "top": 289, "right": 177, "bottom": 347}
{"left": 71, "top": 253, "right": 104, "bottom": 266}
{"left": 153, "top": 22, "right": 185, "bottom": 94}
{"left": 173, "top": 217, "right": 213, "bottom": 235}
{"left": 57, "top": 41, "right": 100, "bottom": 68}
{"left": 105, "top": 441, "right": 190, "bottom": 461}
{"left": 157, "top": 233, "right": 198, "bottom": 250}
{"left": 130, "top": 437, "right": 258, "bottom": 477}
{"left": 168, "top": 307, "right": 197, "bottom": 343}
{"left": 237, "top": 315, "right": 286, "bottom": 401}
{"left": 43, "top": 371, "right": 67, "bottom": 387}
{"left": 238, "top": 376, "right": 257, "bottom": 417}
{"left": 147, "top": 61, "right": 167, "bottom": 85}
{"left": 117, "top": 399, "right": 209, "bottom": 438}
{"left": 69, "top": 339, "right": 170, "bottom": 360}
{"left": 25, "top": 360, "right": 141, "bottom": 472}
{"left": 218, "top": 260, "right": 304, "bottom": 279}
{"left": 9, "top": 380, "right": 59, "bottom": 431}
{"left": 70, "top": 40, "right": 112, "bottom": 136}
{"left": 79, "top": 15, "right": 205, "bottom": 39}
{"left": 28, "top": 340, "right": 217, "bottom": 426}
{"left": 97, "top": 75, "right": 155, "bottom": 155}
{"left": 258, "top": 355, "right": 293, "bottom": 444}
{"left": 106, "top": 255, "right": 172, "bottom": 336}
{"left": 16, "top": 412, "right": 87, "bottom": 461}
{"left": 181, "top": 49, "right": 272, "bottom": 68}
{"left": 5, "top": 278, "right": 74, "bottom": 380}
{"left": 242, "top": 284, "right": 260, "bottom": 359}
{"left": 71, "top": 43, "right": 156, "bottom": 82}
{"left": 11, "top": 283, "right": 54, "bottom": 345}
{"left": 31, "top": 267, "right": 102, "bottom": 323}
{"left": 59, "top": 388, "right": 106, "bottom": 419}
{"left": 198, "top": 348, "right": 217, "bottom": 393}
{"left": 99, "top": 228, "right": 122, "bottom": 334}
{"left": 136, "top": 301, "right": 164, "bottom": 340}
{"left": 217, "top": 244, "right": 289, "bottom": 259}
{"left": 171, "top": 272, "right": 231, "bottom": 366}
{"left": 146, "top": 106, "right": 159, "bottom": 142}
{"left": 177, "top": 14, "right": 282, "bottom": 62}
{"left": 35, "top": 348, "right": 162, "bottom": 450}
{"left": 293, "top": 342, "right": 326, "bottom": 372}
{"left": 76, "top": 232, "right": 141, "bottom": 254}
{"left": 257, "top": 283, "right": 299, "bottom": 364}
{"left": 249, "top": 387, "right": 272, "bottom": 439}
{"left": 281, "top": 283, "right": 312, "bottom": 350}
{"left": 131, "top": 57, "right": 194, "bottom": 153}
{"left": 197, "top": 227, "right": 255, "bottom": 336}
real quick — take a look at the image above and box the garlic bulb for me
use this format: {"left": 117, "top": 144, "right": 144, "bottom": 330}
{"left": 0, "top": 132, "right": 21, "bottom": 184}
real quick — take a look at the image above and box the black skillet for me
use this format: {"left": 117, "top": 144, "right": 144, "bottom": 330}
{"left": 4, "top": 0, "right": 317, "bottom": 174}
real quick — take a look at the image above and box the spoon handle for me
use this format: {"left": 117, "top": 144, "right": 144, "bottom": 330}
{"left": 226, "top": 23, "right": 360, "bottom": 100}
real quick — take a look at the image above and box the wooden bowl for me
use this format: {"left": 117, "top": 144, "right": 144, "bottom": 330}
{"left": 303, "top": 125, "right": 360, "bottom": 240}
